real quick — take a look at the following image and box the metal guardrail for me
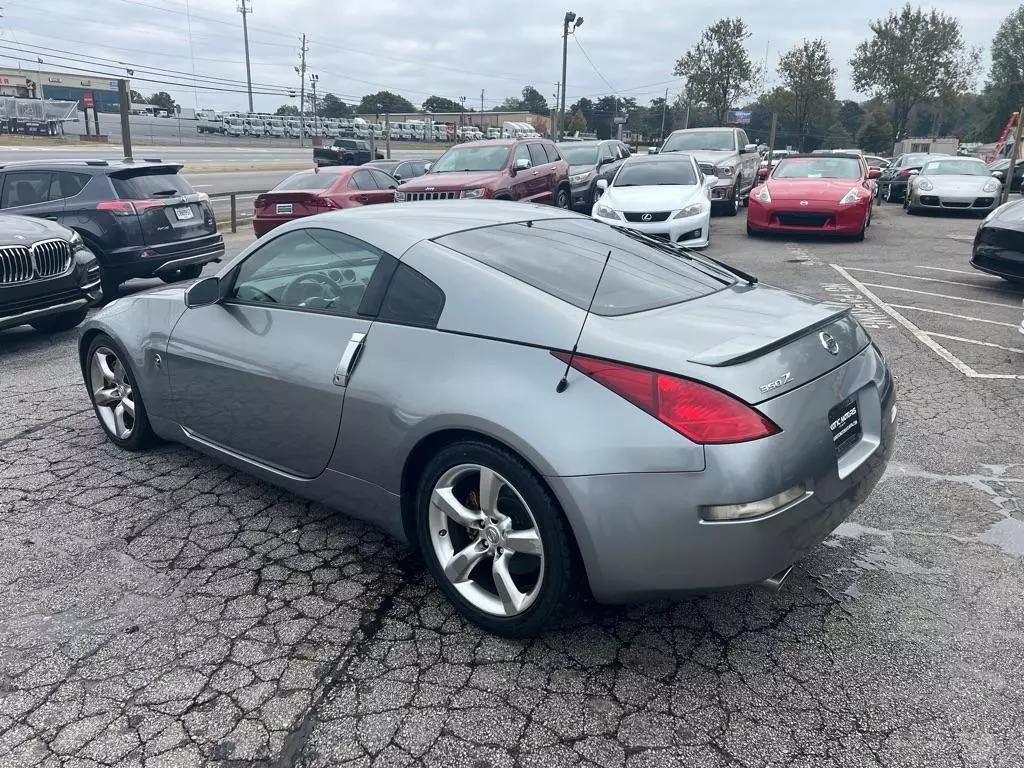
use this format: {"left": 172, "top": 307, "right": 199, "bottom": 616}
{"left": 208, "top": 189, "right": 265, "bottom": 233}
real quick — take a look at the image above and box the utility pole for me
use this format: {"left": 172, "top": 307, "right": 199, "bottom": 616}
{"left": 1003, "top": 106, "right": 1024, "bottom": 205}
{"left": 480, "top": 89, "right": 485, "bottom": 124}
{"left": 766, "top": 112, "right": 778, "bottom": 177}
{"left": 296, "top": 34, "right": 307, "bottom": 147}
{"left": 385, "top": 112, "right": 391, "bottom": 159}
{"left": 459, "top": 96, "right": 465, "bottom": 127}
{"left": 310, "top": 74, "right": 319, "bottom": 138}
{"left": 237, "top": 0, "right": 254, "bottom": 112}
{"left": 659, "top": 87, "right": 668, "bottom": 143}
{"left": 559, "top": 12, "right": 583, "bottom": 141}
{"left": 552, "top": 82, "right": 560, "bottom": 138}
{"left": 118, "top": 79, "right": 133, "bottom": 160}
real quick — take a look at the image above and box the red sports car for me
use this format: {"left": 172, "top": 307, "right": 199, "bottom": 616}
{"left": 253, "top": 166, "right": 398, "bottom": 237}
{"left": 746, "top": 154, "right": 879, "bottom": 240}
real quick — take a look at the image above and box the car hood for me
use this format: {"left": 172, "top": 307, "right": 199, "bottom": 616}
{"left": 569, "top": 164, "right": 597, "bottom": 175}
{"left": 663, "top": 149, "right": 736, "bottom": 165}
{"left": 399, "top": 171, "right": 503, "bottom": 190}
{"left": 602, "top": 184, "right": 704, "bottom": 211}
{"left": 923, "top": 175, "right": 995, "bottom": 194}
{"left": 0, "top": 214, "right": 72, "bottom": 244}
{"left": 766, "top": 178, "right": 861, "bottom": 202}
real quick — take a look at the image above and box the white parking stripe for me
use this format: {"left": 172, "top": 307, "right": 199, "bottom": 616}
{"left": 843, "top": 267, "right": 1020, "bottom": 294}
{"left": 888, "top": 304, "right": 1020, "bottom": 329}
{"left": 830, "top": 265, "right": 1024, "bottom": 380}
{"left": 923, "top": 332, "right": 1024, "bottom": 354}
{"left": 859, "top": 282, "right": 1022, "bottom": 309}
{"left": 915, "top": 266, "right": 978, "bottom": 276}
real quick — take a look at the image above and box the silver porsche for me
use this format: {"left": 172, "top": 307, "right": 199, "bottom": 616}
{"left": 78, "top": 201, "right": 895, "bottom": 636}
{"left": 905, "top": 157, "right": 1003, "bottom": 215}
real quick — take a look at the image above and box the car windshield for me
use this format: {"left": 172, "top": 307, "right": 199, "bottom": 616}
{"left": 274, "top": 172, "right": 337, "bottom": 191}
{"left": 901, "top": 154, "right": 933, "bottom": 166}
{"left": 662, "top": 130, "right": 734, "bottom": 152}
{"left": 613, "top": 161, "right": 696, "bottom": 187}
{"left": 773, "top": 157, "right": 861, "bottom": 180}
{"left": 560, "top": 145, "right": 600, "bottom": 165}
{"left": 430, "top": 146, "right": 511, "bottom": 172}
{"left": 922, "top": 159, "right": 990, "bottom": 176}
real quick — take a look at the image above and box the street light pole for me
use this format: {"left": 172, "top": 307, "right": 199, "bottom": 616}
{"left": 310, "top": 73, "right": 319, "bottom": 138}
{"left": 237, "top": 0, "right": 254, "bottom": 113}
{"left": 558, "top": 12, "right": 583, "bottom": 142}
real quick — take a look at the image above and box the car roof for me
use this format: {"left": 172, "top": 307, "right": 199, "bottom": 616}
{"left": 267, "top": 200, "right": 576, "bottom": 256}
{"left": 452, "top": 138, "right": 546, "bottom": 147}
{"left": 624, "top": 153, "right": 694, "bottom": 165}
{"left": 0, "top": 158, "right": 181, "bottom": 173}
{"left": 555, "top": 140, "right": 615, "bottom": 147}
{"left": 668, "top": 127, "right": 734, "bottom": 133}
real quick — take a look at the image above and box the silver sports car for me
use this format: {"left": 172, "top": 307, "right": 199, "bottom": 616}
{"left": 79, "top": 201, "right": 895, "bottom": 636}
{"left": 905, "top": 157, "right": 1003, "bottom": 215}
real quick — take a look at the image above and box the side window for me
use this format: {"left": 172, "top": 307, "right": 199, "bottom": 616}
{"left": 369, "top": 170, "right": 396, "bottom": 189}
{"left": 600, "top": 144, "right": 616, "bottom": 163}
{"left": 378, "top": 264, "right": 446, "bottom": 328}
{"left": 542, "top": 144, "right": 560, "bottom": 163}
{"left": 52, "top": 172, "right": 90, "bottom": 201}
{"left": 737, "top": 130, "right": 750, "bottom": 148}
{"left": 230, "top": 228, "right": 383, "bottom": 316}
{"left": 528, "top": 143, "right": 548, "bottom": 167}
{"left": 350, "top": 171, "right": 375, "bottom": 191}
{"left": 618, "top": 143, "right": 631, "bottom": 159}
{"left": 513, "top": 144, "right": 531, "bottom": 168}
{"left": 2, "top": 171, "right": 53, "bottom": 208}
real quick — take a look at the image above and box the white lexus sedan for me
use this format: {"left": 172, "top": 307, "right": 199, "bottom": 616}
{"left": 592, "top": 154, "right": 716, "bottom": 248}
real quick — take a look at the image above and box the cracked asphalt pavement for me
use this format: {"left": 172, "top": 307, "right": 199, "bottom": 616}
{"left": 2, "top": 203, "right": 1023, "bottom": 767}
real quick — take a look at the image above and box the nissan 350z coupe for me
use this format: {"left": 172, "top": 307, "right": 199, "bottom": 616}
{"left": 79, "top": 201, "right": 896, "bottom": 636}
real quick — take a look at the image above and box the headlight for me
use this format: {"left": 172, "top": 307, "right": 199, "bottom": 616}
{"left": 917, "top": 179, "right": 934, "bottom": 191}
{"left": 715, "top": 165, "right": 734, "bottom": 178}
{"left": 753, "top": 186, "right": 771, "bottom": 203}
{"left": 69, "top": 230, "right": 84, "bottom": 250}
{"left": 674, "top": 202, "right": 705, "bottom": 218}
{"left": 982, "top": 179, "right": 1000, "bottom": 193}
{"left": 839, "top": 187, "right": 864, "bottom": 205}
{"left": 569, "top": 171, "right": 593, "bottom": 185}
{"left": 593, "top": 203, "right": 620, "bottom": 220}
{"left": 460, "top": 188, "right": 486, "bottom": 199}
{"left": 394, "top": 190, "right": 406, "bottom": 201}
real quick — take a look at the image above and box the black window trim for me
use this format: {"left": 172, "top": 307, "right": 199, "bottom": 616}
{"left": 220, "top": 226, "right": 394, "bottom": 320}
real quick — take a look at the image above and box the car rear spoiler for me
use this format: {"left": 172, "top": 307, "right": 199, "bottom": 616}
{"left": 688, "top": 306, "right": 851, "bottom": 367}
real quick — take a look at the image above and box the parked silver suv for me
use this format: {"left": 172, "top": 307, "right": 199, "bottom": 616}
{"left": 655, "top": 127, "right": 760, "bottom": 215}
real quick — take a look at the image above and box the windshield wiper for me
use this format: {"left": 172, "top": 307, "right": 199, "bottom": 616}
{"left": 611, "top": 226, "right": 757, "bottom": 286}
{"left": 151, "top": 189, "right": 179, "bottom": 198}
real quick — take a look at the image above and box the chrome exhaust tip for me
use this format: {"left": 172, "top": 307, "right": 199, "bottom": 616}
{"left": 759, "top": 565, "right": 794, "bottom": 593}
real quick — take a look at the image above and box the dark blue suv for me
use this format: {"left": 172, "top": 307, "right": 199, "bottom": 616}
{"left": 0, "top": 158, "right": 224, "bottom": 298}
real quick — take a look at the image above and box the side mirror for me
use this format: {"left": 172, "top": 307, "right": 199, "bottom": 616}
{"left": 743, "top": 143, "right": 758, "bottom": 154}
{"left": 647, "top": 146, "right": 659, "bottom": 155}
{"left": 596, "top": 179, "right": 608, "bottom": 191}
{"left": 513, "top": 157, "right": 531, "bottom": 171}
{"left": 757, "top": 167, "right": 769, "bottom": 180}
{"left": 867, "top": 168, "right": 881, "bottom": 179}
{"left": 423, "top": 163, "right": 432, "bottom": 172}
{"left": 705, "top": 175, "right": 718, "bottom": 187}
{"left": 907, "top": 169, "right": 920, "bottom": 176}
{"left": 184, "top": 276, "right": 221, "bottom": 308}
{"left": 992, "top": 170, "right": 1005, "bottom": 180}
{"left": 393, "top": 173, "right": 402, "bottom": 181}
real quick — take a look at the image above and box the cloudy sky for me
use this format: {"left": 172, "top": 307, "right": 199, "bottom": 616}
{"left": 0, "top": 0, "right": 1009, "bottom": 113}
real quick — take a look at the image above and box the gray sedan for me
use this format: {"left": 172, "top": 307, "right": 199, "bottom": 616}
{"left": 906, "top": 157, "right": 1003, "bottom": 215}
{"left": 78, "top": 201, "right": 895, "bottom": 636}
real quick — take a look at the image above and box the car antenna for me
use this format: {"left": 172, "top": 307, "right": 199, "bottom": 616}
{"left": 556, "top": 250, "right": 612, "bottom": 394}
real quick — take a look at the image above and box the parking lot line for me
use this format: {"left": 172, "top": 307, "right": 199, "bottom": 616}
{"left": 923, "top": 332, "right": 1024, "bottom": 354}
{"left": 887, "top": 304, "right": 1020, "bottom": 329}
{"left": 858, "top": 283, "right": 1022, "bottom": 309}
{"left": 915, "top": 266, "right": 978, "bottom": 276}
{"left": 830, "top": 265, "right": 1024, "bottom": 380}
{"left": 843, "top": 267, "right": 1021, "bottom": 294}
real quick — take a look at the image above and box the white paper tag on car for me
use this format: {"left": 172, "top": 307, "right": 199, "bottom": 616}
{"left": 174, "top": 206, "right": 194, "bottom": 221}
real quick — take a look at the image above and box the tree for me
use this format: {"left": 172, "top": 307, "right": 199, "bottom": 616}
{"left": 776, "top": 39, "right": 836, "bottom": 150}
{"left": 275, "top": 104, "right": 299, "bottom": 116}
{"left": 148, "top": 92, "right": 176, "bottom": 112}
{"left": 567, "top": 109, "right": 587, "bottom": 133}
{"left": 850, "top": 4, "right": 979, "bottom": 142}
{"left": 857, "top": 118, "right": 891, "bottom": 153}
{"left": 978, "top": 5, "right": 1024, "bottom": 140}
{"left": 497, "top": 95, "right": 525, "bottom": 111}
{"left": 321, "top": 93, "right": 353, "bottom": 118}
{"left": 837, "top": 100, "right": 867, "bottom": 137}
{"left": 823, "top": 121, "right": 853, "bottom": 148}
{"left": 520, "top": 85, "right": 550, "bottom": 116}
{"left": 422, "top": 95, "right": 464, "bottom": 113}
{"left": 672, "top": 17, "right": 759, "bottom": 125}
{"left": 356, "top": 91, "right": 416, "bottom": 115}
{"left": 129, "top": 90, "right": 146, "bottom": 104}
{"left": 569, "top": 97, "right": 594, "bottom": 126}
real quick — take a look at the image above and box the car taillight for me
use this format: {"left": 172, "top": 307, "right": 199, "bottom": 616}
{"left": 254, "top": 195, "right": 268, "bottom": 209}
{"left": 96, "top": 200, "right": 165, "bottom": 215}
{"left": 552, "top": 352, "right": 780, "bottom": 444}
{"left": 314, "top": 197, "right": 339, "bottom": 209}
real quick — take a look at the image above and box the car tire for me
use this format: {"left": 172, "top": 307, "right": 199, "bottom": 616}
{"left": 746, "top": 221, "right": 761, "bottom": 237}
{"left": 884, "top": 184, "right": 895, "bottom": 203}
{"left": 84, "top": 334, "right": 155, "bottom": 451}
{"left": 160, "top": 264, "right": 203, "bottom": 283}
{"left": 29, "top": 307, "right": 88, "bottom": 333}
{"left": 100, "top": 271, "right": 120, "bottom": 302}
{"left": 414, "top": 440, "right": 576, "bottom": 637}
{"left": 724, "top": 182, "right": 739, "bottom": 216}
{"left": 555, "top": 186, "right": 571, "bottom": 209}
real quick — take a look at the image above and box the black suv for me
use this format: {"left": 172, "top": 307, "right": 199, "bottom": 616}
{"left": 0, "top": 158, "right": 224, "bottom": 298}
{"left": 0, "top": 214, "right": 102, "bottom": 333}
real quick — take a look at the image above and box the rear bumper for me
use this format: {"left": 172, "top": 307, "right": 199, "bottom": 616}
{"left": 552, "top": 345, "right": 895, "bottom": 604}
{"left": 252, "top": 216, "right": 302, "bottom": 237}
{"left": 971, "top": 243, "right": 1024, "bottom": 280}
{"left": 747, "top": 198, "right": 866, "bottom": 235}
{"left": 104, "top": 234, "right": 224, "bottom": 280}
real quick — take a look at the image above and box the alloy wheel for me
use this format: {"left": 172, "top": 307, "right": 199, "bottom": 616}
{"left": 428, "top": 464, "right": 545, "bottom": 617}
{"left": 89, "top": 346, "right": 136, "bottom": 440}
{"left": 556, "top": 188, "right": 571, "bottom": 209}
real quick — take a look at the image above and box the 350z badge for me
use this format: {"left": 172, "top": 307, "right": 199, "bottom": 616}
{"left": 759, "top": 372, "right": 792, "bottom": 394}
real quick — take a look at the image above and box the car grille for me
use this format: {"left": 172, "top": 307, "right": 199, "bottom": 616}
{"left": 623, "top": 211, "right": 671, "bottom": 223}
{"left": 0, "top": 239, "right": 73, "bottom": 285}
{"left": 775, "top": 212, "right": 832, "bottom": 227}
{"left": 973, "top": 197, "right": 995, "bottom": 208}
{"left": 942, "top": 201, "right": 971, "bottom": 209}
{"left": 404, "top": 191, "right": 459, "bottom": 201}
{"left": 920, "top": 195, "right": 940, "bottom": 206}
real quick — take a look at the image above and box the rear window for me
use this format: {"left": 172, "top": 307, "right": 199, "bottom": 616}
{"left": 436, "top": 218, "right": 731, "bottom": 317}
{"left": 274, "top": 171, "right": 337, "bottom": 191}
{"left": 111, "top": 169, "right": 194, "bottom": 199}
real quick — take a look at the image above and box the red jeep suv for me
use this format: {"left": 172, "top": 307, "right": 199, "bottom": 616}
{"left": 395, "top": 139, "right": 571, "bottom": 207}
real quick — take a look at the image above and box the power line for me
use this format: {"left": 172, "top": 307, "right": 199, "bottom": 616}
{"left": 573, "top": 35, "right": 615, "bottom": 93}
